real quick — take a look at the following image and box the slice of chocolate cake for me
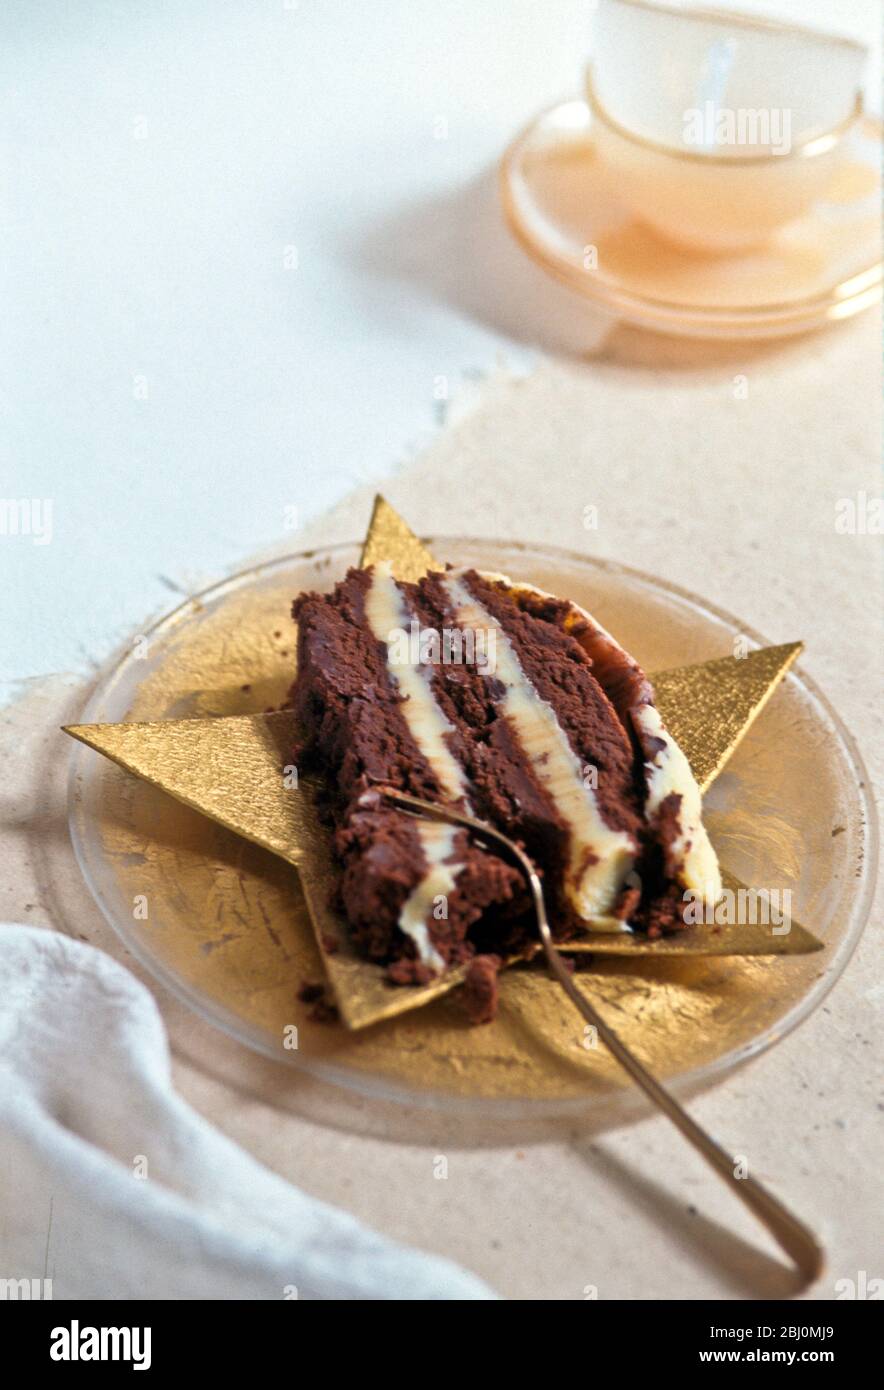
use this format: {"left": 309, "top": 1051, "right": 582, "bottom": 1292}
{"left": 290, "top": 562, "right": 721, "bottom": 996}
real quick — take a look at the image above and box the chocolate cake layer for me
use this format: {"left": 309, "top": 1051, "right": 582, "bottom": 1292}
{"left": 290, "top": 561, "right": 721, "bottom": 994}
{"left": 336, "top": 801, "right": 523, "bottom": 976}
{"left": 292, "top": 568, "right": 524, "bottom": 973}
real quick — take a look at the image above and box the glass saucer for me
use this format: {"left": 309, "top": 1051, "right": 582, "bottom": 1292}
{"left": 68, "top": 540, "right": 876, "bottom": 1117}
{"left": 500, "top": 100, "right": 882, "bottom": 339}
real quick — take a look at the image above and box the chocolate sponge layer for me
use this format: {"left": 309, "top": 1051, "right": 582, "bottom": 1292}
{"left": 291, "top": 569, "right": 525, "bottom": 972}
{"left": 290, "top": 566, "right": 687, "bottom": 988}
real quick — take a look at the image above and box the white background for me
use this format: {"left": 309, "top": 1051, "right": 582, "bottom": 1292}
{"left": 1, "top": 0, "right": 879, "bottom": 684}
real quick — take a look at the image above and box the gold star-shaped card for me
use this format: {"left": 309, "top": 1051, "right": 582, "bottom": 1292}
{"left": 65, "top": 497, "right": 820, "bottom": 1029}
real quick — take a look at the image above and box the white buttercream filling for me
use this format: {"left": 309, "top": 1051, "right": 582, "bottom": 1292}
{"left": 362, "top": 562, "right": 718, "bottom": 941}
{"left": 470, "top": 570, "right": 721, "bottom": 916}
{"left": 397, "top": 822, "right": 462, "bottom": 969}
{"left": 363, "top": 562, "right": 468, "bottom": 967}
{"left": 363, "top": 560, "right": 468, "bottom": 804}
{"left": 440, "top": 574, "right": 636, "bottom": 920}
{"left": 634, "top": 703, "right": 721, "bottom": 906}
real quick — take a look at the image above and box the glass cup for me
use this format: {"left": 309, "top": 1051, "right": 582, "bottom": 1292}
{"left": 587, "top": 0, "right": 868, "bottom": 252}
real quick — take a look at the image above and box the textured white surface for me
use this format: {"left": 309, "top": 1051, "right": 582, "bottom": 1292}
{"left": 1, "top": 0, "right": 881, "bottom": 1301}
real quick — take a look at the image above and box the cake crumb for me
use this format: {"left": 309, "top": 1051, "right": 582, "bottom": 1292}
{"left": 308, "top": 995, "right": 339, "bottom": 1024}
{"left": 297, "top": 981, "right": 324, "bottom": 1004}
{"left": 297, "top": 980, "right": 338, "bottom": 1023}
{"left": 462, "top": 954, "right": 501, "bottom": 1025}
{"left": 387, "top": 957, "right": 434, "bottom": 986}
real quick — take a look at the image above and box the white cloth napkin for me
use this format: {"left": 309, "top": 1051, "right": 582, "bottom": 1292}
{"left": 0, "top": 924, "right": 496, "bottom": 1300}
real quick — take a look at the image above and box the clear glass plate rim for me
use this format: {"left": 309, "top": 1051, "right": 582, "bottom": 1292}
{"left": 66, "top": 537, "right": 879, "bottom": 1116}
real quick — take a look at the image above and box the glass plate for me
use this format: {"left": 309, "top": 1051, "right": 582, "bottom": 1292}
{"left": 500, "top": 100, "right": 883, "bottom": 339}
{"left": 68, "top": 540, "right": 876, "bottom": 1118}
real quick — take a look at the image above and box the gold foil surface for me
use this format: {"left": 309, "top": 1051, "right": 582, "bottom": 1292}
{"left": 359, "top": 494, "right": 437, "bottom": 582}
{"left": 64, "top": 501, "right": 838, "bottom": 1094}
{"left": 652, "top": 644, "right": 803, "bottom": 794}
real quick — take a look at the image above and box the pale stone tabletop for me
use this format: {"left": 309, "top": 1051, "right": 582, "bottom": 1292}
{"left": 5, "top": 309, "right": 881, "bottom": 1300}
